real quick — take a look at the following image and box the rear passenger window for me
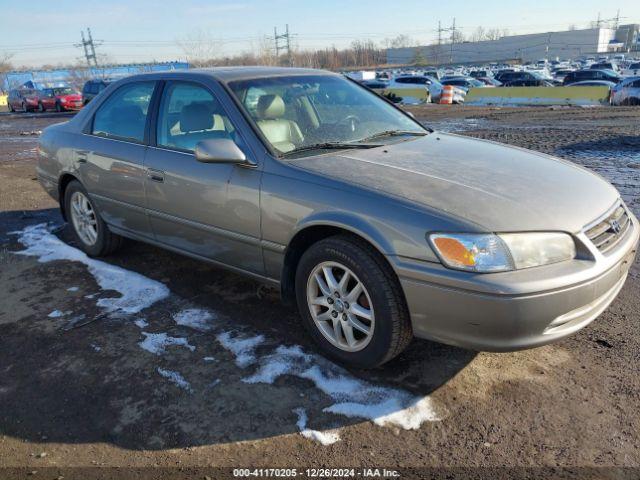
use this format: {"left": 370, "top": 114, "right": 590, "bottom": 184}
{"left": 92, "top": 82, "right": 155, "bottom": 143}
{"left": 157, "top": 82, "right": 234, "bottom": 153}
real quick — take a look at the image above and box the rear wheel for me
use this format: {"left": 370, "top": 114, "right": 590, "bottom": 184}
{"left": 37, "top": 102, "right": 45, "bottom": 113}
{"left": 295, "top": 235, "right": 412, "bottom": 368}
{"left": 21, "top": 102, "right": 28, "bottom": 113}
{"left": 64, "top": 180, "right": 123, "bottom": 256}
{"left": 8, "top": 102, "right": 14, "bottom": 112}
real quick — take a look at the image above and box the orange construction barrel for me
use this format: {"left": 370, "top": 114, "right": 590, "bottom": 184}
{"left": 439, "top": 85, "right": 454, "bottom": 105}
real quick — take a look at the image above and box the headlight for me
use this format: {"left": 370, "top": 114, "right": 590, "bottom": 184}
{"left": 60, "top": 98, "right": 67, "bottom": 103}
{"left": 429, "top": 232, "right": 576, "bottom": 273}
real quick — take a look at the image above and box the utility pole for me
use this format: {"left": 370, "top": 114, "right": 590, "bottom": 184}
{"left": 75, "top": 28, "right": 99, "bottom": 68}
{"left": 274, "top": 27, "right": 280, "bottom": 59}
{"left": 449, "top": 17, "right": 456, "bottom": 63}
{"left": 435, "top": 20, "right": 444, "bottom": 65}
{"left": 273, "top": 25, "right": 293, "bottom": 66}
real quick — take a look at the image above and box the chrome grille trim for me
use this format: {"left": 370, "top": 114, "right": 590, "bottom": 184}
{"left": 584, "top": 202, "right": 632, "bottom": 254}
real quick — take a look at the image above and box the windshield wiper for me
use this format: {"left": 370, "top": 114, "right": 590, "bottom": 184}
{"left": 356, "top": 130, "right": 429, "bottom": 143}
{"left": 281, "top": 142, "right": 378, "bottom": 157}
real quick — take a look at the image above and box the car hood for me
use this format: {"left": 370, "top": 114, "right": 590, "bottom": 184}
{"left": 59, "top": 94, "right": 82, "bottom": 101}
{"left": 292, "top": 133, "right": 619, "bottom": 232}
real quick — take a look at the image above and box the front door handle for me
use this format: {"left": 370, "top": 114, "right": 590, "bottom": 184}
{"left": 76, "top": 151, "right": 88, "bottom": 163}
{"left": 147, "top": 168, "right": 165, "bottom": 183}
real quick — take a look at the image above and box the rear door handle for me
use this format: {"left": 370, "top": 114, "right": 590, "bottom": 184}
{"left": 147, "top": 168, "right": 165, "bottom": 183}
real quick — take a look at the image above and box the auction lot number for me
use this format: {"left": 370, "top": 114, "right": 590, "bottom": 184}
{"left": 233, "top": 468, "right": 400, "bottom": 478}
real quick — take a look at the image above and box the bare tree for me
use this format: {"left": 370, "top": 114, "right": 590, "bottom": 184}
{"left": 484, "top": 28, "right": 508, "bottom": 41}
{"left": 0, "top": 52, "right": 14, "bottom": 93}
{"left": 383, "top": 34, "right": 416, "bottom": 49}
{"left": 177, "top": 29, "right": 224, "bottom": 66}
{"left": 469, "top": 26, "right": 486, "bottom": 42}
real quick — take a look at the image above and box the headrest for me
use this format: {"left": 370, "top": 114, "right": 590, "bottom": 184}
{"left": 180, "top": 103, "right": 213, "bottom": 132}
{"left": 256, "top": 94, "right": 285, "bottom": 119}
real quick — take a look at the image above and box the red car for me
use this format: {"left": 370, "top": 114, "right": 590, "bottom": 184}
{"left": 7, "top": 88, "right": 39, "bottom": 112}
{"left": 38, "top": 87, "right": 84, "bottom": 112}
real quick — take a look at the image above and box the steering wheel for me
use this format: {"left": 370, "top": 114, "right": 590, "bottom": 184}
{"left": 336, "top": 114, "right": 361, "bottom": 134}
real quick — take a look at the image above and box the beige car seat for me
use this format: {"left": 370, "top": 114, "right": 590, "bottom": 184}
{"left": 255, "top": 94, "right": 304, "bottom": 153}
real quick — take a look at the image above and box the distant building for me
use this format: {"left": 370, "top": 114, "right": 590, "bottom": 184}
{"left": 2, "top": 61, "right": 190, "bottom": 91}
{"left": 386, "top": 25, "right": 640, "bottom": 66}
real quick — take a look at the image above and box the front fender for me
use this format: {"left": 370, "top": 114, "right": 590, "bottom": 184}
{"left": 292, "top": 211, "right": 395, "bottom": 256}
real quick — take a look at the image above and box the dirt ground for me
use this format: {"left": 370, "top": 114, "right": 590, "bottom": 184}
{"left": 0, "top": 106, "right": 639, "bottom": 480}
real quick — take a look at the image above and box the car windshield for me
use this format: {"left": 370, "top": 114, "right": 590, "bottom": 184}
{"left": 228, "top": 74, "right": 426, "bottom": 156}
{"left": 53, "top": 87, "right": 75, "bottom": 95}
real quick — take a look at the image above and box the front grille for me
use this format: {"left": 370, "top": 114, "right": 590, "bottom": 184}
{"left": 585, "top": 203, "right": 631, "bottom": 254}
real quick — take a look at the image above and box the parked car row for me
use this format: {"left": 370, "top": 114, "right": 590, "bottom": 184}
{"left": 6, "top": 79, "right": 112, "bottom": 113}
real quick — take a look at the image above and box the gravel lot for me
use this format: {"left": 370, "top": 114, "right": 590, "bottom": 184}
{"left": 0, "top": 106, "right": 639, "bottom": 480}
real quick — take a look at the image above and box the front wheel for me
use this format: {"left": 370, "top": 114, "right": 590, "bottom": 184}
{"left": 55, "top": 102, "right": 63, "bottom": 112}
{"left": 64, "top": 180, "right": 123, "bottom": 256}
{"left": 37, "top": 102, "right": 45, "bottom": 113}
{"left": 295, "top": 235, "right": 412, "bottom": 368}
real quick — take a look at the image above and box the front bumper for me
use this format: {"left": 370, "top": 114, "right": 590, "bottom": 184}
{"left": 392, "top": 212, "right": 639, "bottom": 351}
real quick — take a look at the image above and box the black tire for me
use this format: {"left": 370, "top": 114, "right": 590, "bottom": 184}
{"left": 8, "top": 102, "right": 14, "bottom": 112}
{"left": 22, "top": 102, "right": 28, "bottom": 113}
{"left": 55, "top": 102, "right": 63, "bottom": 112}
{"left": 295, "top": 235, "right": 412, "bottom": 368}
{"left": 64, "top": 180, "right": 123, "bottom": 257}
{"left": 37, "top": 102, "right": 45, "bottom": 113}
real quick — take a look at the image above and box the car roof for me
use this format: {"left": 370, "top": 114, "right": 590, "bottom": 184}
{"left": 115, "top": 66, "right": 337, "bottom": 84}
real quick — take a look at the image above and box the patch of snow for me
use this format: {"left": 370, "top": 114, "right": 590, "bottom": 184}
{"left": 90, "top": 343, "right": 101, "bottom": 352}
{"left": 216, "top": 331, "right": 264, "bottom": 368}
{"left": 133, "top": 318, "right": 149, "bottom": 329}
{"left": 48, "top": 310, "right": 65, "bottom": 318}
{"left": 173, "top": 308, "right": 215, "bottom": 331}
{"left": 203, "top": 356, "right": 216, "bottom": 362}
{"left": 157, "top": 368, "right": 193, "bottom": 393}
{"left": 293, "top": 407, "right": 341, "bottom": 445}
{"left": 67, "top": 286, "right": 79, "bottom": 292}
{"left": 244, "top": 345, "right": 441, "bottom": 430}
{"left": 209, "top": 379, "right": 221, "bottom": 388}
{"left": 14, "top": 224, "right": 169, "bottom": 315}
{"left": 139, "top": 332, "right": 195, "bottom": 355}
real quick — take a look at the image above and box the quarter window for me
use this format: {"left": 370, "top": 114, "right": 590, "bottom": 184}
{"left": 157, "top": 82, "right": 235, "bottom": 152}
{"left": 92, "top": 81, "right": 155, "bottom": 143}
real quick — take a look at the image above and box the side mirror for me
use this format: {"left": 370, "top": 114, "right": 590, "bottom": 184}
{"left": 195, "top": 139, "right": 254, "bottom": 166}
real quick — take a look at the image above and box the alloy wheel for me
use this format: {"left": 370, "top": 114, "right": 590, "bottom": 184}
{"left": 70, "top": 191, "right": 98, "bottom": 246}
{"left": 306, "top": 261, "right": 375, "bottom": 352}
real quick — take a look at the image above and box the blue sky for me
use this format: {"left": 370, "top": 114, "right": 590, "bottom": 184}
{"left": 2, "top": 0, "right": 638, "bottom": 67}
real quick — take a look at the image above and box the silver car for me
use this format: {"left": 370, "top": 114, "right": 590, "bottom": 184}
{"left": 37, "top": 67, "right": 639, "bottom": 368}
{"left": 611, "top": 76, "right": 640, "bottom": 105}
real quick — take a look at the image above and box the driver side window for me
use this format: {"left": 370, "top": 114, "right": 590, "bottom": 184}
{"left": 157, "top": 82, "right": 235, "bottom": 153}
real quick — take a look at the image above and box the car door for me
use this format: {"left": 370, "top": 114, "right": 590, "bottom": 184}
{"left": 77, "top": 80, "right": 158, "bottom": 239}
{"left": 42, "top": 89, "right": 55, "bottom": 110}
{"left": 143, "top": 80, "right": 263, "bottom": 274}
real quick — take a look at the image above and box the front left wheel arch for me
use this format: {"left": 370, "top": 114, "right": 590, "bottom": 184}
{"left": 280, "top": 217, "right": 398, "bottom": 307}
